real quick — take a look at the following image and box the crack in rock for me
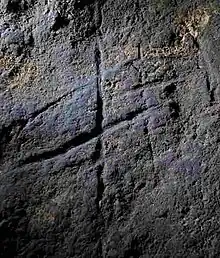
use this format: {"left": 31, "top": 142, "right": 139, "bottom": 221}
{"left": 206, "top": 73, "right": 215, "bottom": 106}
{"left": 144, "top": 126, "right": 158, "bottom": 187}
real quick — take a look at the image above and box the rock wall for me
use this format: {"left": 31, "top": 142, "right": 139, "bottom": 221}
{"left": 0, "top": 0, "right": 220, "bottom": 257}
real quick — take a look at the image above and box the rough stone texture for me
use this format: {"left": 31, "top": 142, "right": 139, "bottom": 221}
{"left": 1, "top": 0, "right": 220, "bottom": 257}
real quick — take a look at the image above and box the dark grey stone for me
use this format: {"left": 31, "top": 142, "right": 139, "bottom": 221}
{"left": 0, "top": 0, "right": 220, "bottom": 257}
